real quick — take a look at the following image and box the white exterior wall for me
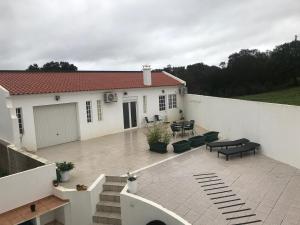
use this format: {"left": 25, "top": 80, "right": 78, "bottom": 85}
{"left": 53, "top": 174, "right": 105, "bottom": 225}
{"left": 10, "top": 86, "right": 183, "bottom": 151}
{"left": 184, "top": 94, "right": 300, "bottom": 169}
{"left": 0, "top": 86, "right": 14, "bottom": 143}
{"left": 0, "top": 163, "right": 56, "bottom": 214}
{"left": 121, "top": 185, "right": 191, "bottom": 225}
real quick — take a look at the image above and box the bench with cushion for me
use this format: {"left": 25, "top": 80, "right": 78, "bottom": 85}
{"left": 217, "top": 142, "right": 260, "bottom": 161}
{"left": 207, "top": 138, "right": 249, "bottom": 152}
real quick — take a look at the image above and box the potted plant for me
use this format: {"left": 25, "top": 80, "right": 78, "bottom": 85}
{"left": 172, "top": 140, "right": 191, "bottom": 153}
{"left": 56, "top": 161, "right": 74, "bottom": 182}
{"left": 189, "top": 135, "right": 206, "bottom": 147}
{"left": 127, "top": 172, "right": 138, "bottom": 194}
{"left": 203, "top": 131, "right": 219, "bottom": 143}
{"left": 146, "top": 124, "right": 171, "bottom": 153}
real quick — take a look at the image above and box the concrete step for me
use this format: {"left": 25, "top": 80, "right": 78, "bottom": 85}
{"left": 93, "top": 211, "right": 121, "bottom": 225}
{"left": 103, "top": 182, "right": 126, "bottom": 192}
{"left": 97, "top": 201, "right": 121, "bottom": 213}
{"left": 100, "top": 191, "right": 121, "bottom": 203}
{"left": 106, "top": 176, "right": 127, "bottom": 183}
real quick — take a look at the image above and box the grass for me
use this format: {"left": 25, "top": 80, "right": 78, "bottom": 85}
{"left": 237, "top": 86, "right": 300, "bottom": 106}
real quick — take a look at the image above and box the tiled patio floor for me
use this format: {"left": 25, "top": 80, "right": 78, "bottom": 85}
{"left": 36, "top": 126, "right": 206, "bottom": 188}
{"left": 136, "top": 146, "right": 300, "bottom": 225}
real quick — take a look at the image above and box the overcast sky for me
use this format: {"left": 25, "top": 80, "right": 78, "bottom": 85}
{"left": 1, "top": 0, "right": 299, "bottom": 70}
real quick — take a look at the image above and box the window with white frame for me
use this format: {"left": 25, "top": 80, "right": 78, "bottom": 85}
{"left": 159, "top": 95, "right": 166, "bottom": 111}
{"left": 143, "top": 96, "right": 147, "bottom": 114}
{"left": 168, "top": 94, "right": 177, "bottom": 109}
{"left": 97, "top": 100, "right": 102, "bottom": 121}
{"left": 16, "top": 107, "right": 24, "bottom": 134}
{"left": 86, "top": 101, "right": 92, "bottom": 123}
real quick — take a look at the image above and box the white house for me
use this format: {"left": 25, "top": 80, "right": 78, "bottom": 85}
{"left": 0, "top": 66, "right": 186, "bottom": 151}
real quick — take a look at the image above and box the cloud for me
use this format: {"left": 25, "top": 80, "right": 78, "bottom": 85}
{"left": 0, "top": 0, "right": 299, "bottom": 70}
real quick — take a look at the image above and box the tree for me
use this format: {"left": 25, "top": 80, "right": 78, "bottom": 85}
{"left": 26, "top": 64, "right": 40, "bottom": 71}
{"left": 270, "top": 40, "right": 300, "bottom": 86}
{"left": 26, "top": 61, "right": 78, "bottom": 72}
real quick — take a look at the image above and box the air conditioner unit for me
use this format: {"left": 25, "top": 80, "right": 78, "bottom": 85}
{"left": 104, "top": 92, "right": 118, "bottom": 103}
{"left": 179, "top": 86, "right": 188, "bottom": 95}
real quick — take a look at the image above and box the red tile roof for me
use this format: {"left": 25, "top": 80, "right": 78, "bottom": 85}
{"left": 0, "top": 71, "right": 182, "bottom": 95}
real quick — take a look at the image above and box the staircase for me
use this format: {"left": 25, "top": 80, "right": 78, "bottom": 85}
{"left": 93, "top": 176, "right": 127, "bottom": 225}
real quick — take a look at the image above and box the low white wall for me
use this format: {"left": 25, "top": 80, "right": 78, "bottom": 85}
{"left": 0, "top": 163, "right": 56, "bottom": 214}
{"left": 53, "top": 174, "right": 105, "bottom": 225}
{"left": 121, "top": 185, "right": 191, "bottom": 225}
{"left": 184, "top": 94, "right": 300, "bottom": 168}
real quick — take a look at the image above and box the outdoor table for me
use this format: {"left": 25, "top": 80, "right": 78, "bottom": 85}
{"left": 173, "top": 120, "right": 190, "bottom": 136}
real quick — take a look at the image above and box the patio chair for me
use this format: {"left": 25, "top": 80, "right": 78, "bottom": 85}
{"left": 206, "top": 138, "right": 249, "bottom": 152}
{"left": 144, "top": 117, "right": 154, "bottom": 126}
{"left": 170, "top": 123, "right": 182, "bottom": 138}
{"left": 183, "top": 120, "right": 195, "bottom": 136}
{"left": 217, "top": 142, "right": 260, "bottom": 161}
{"left": 154, "top": 115, "right": 162, "bottom": 122}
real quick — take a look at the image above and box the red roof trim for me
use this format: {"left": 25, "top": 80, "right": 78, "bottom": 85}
{"left": 0, "top": 71, "right": 182, "bottom": 95}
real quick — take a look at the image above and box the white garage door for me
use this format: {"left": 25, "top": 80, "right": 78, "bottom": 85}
{"left": 34, "top": 103, "right": 79, "bottom": 149}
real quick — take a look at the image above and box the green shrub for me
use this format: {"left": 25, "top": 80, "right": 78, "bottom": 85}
{"left": 56, "top": 161, "right": 75, "bottom": 172}
{"left": 146, "top": 124, "right": 171, "bottom": 145}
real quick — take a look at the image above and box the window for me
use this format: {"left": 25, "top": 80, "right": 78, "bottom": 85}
{"left": 86, "top": 101, "right": 92, "bottom": 123}
{"left": 159, "top": 95, "right": 166, "bottom": 111}
{"left": 97, "top": 100, "right": 102, "bottom": 121}
{"left": 143, "top": 96, "right": 147, "bottom": 114}
{"left": 168, "top": 94, "right": 177, "bottom": 109}
{"left": 16, "top": 107, "right": 24, "bottom": 134}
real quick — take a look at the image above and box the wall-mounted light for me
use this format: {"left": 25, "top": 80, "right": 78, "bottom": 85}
{"left": 162, "top": 90, "right": 165, "bottom": 93}
{"left": 124, "top": 92, "right": 128, "bottom": 96}
{"left": 55, "top": 95, "right": 60, "bottom": 101}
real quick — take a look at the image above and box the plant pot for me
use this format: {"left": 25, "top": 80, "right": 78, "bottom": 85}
{"left": 127, "top": 180, "right": 138, "bottom": 194}
{"left": 149, "top": 142, "right": 168, "bottom": 153}
{"left": 203, "top": 131, "right": 219, "bottom": 143}
{"left": 189, "top": 135, "right": 206, "bottom": 147}
{"left": 172, "top": 140, "right": 191, "bottom": 153}
{"left": 60, "top": 171, "right": 71, "bottom": 182}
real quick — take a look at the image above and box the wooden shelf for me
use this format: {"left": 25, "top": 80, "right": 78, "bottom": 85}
{"left": 0, "top": 195, "right": 69, "bottom": 225}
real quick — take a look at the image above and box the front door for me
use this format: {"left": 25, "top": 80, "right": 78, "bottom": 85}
{"left": 123, "top": 102, "right": 137, "bottom": 129}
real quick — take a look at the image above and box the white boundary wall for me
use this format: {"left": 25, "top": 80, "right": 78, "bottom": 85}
{"left": 0, "top": 163, "right": 56, "bottom": 214}
{"left": 121, "top": 185, "right": 191, "bottom": 225}
{"left": 184, "top": 94, "right": 300, "bottom": 169}
{"left": 53, "top": 174, "right": 105, "bottom": 225}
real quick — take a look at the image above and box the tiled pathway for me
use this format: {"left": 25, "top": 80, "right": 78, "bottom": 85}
{"left": 136, "top": 146, "right": 300, "bottom": 225}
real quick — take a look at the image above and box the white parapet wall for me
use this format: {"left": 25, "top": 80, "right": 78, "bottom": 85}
{"left": 121, "top": 185, "right": 191, "bottom": 225}
{"left": 184, "top": 94, "right": 300, "bottom": 168}
{"left": 53, "top": 174, "right": 106, "bottom": 225}
{"left": 0, "top": 163, "right": 56, "bottom": 214}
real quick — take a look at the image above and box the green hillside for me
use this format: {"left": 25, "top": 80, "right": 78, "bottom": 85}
{"left": 237, "top": 86, "right": 300, "bottom": 106}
